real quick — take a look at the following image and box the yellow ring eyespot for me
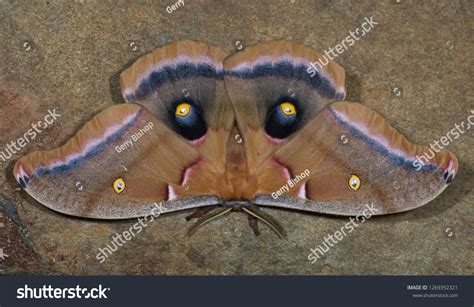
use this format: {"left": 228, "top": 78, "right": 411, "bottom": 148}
{"left": 280, "top": 102, "right": 296, "bottom": 116}
{"left": 349, "top": 175, "right": 361, "bottom": 191}
{"left": 175, "top": 103, "right": 191, "bottom": 117}
{"left": 113, "top": 178, "right": 126, "bottom": 194}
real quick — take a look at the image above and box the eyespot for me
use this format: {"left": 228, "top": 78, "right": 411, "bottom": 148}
{"left": 349, "top": 175, "right": 361, "bottom": 191}
{"left": 175, "top": 103, "right": 191, "bottom": 117}
{"left": 113, "top": 178, "right": 126, "bottom": 194}
{"left": 265, "top": 101, "right": 299, "bottom": 139}
{"left": 280, "top": 102, "right": 296, "bottom": 116}
{"left": 173, "top": 101, "right": 207, "bottom": 140}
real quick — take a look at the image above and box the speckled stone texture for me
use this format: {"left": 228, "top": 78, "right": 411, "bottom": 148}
{"left": 0, "top": 0, "right": 472, "bottom": 275}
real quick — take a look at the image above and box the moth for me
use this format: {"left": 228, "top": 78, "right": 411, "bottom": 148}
{"left": 14, "top": 40, "right": 458, "bottom": 238}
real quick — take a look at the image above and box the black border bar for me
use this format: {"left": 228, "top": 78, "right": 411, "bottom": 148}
{"left": 0, "top": 276, "right": 472, "bottom": 307}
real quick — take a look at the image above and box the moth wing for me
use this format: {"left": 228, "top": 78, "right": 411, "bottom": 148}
{"left": 14, "top": 104, "right": 222, "bottom": 219}
{"left": 120, "top": 40, "right": 234, "bottom": 177}
{"left": 223, "top": 40, "right": 346, "bottom": 172}
{"left": 254, "top": 101, "right": 458, "bottom": 215}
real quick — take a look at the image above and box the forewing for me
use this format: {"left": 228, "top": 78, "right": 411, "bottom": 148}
{"left": 14, "top": 104, "right": 222, "bottom": 219}
{"left": 254, "top": 101, "right": 458, "bottom": 215}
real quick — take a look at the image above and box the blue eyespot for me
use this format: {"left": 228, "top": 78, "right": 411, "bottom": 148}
{"left": 173, "top": 102, "right": 207, "bottom": 140}
{"left": 265, "top": 101, "right": 298, "bottom": 139}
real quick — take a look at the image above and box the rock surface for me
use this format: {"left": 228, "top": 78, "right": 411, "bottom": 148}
{"left": 0, "top": 0, "right": 472, "bottom": 275}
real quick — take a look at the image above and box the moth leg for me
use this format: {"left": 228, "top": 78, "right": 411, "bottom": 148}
{"left": 242, "top": 206, "right": 287, "bottom": 240}
{"left": 185, "top": 206, "right": 218, "bottom": 221}
{"left": 247, "top": 205, "right": 260, "bottom": 236}
{"left": 247, "top": 215, "right": 260, "bottom": 236}
{"left": 187, "top": 208, "right": 233, "bottom": 237}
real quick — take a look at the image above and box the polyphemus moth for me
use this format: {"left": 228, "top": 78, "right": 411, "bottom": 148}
{"left": 14, "top": 40, "right": 458, "bottom": 238}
